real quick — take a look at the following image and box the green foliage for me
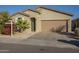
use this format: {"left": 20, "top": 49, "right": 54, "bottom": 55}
{"left": 0, "top": 11, "right": 10, "bottom": 33}
{"left": 16, "top": 19, "right": 30, "bottom": 32}
{"left": 0, "top": 11, "right": 10, "bottom": 22}
{"left": 75, "top": 28, "right": 79, "bottom": 36}
{"left": 75, "top": 18, "right": 79, "bottom": 28}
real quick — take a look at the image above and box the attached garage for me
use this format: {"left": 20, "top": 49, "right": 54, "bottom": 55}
{"left": 41, "top": 20, "right": 68, "bottom": 32}
{"left": 36, "top": 7, "right": 73, "bottom": 32}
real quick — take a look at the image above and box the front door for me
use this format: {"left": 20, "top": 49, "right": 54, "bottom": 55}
{"left": 31, "top": 17, "right": 36, "bottom": 32}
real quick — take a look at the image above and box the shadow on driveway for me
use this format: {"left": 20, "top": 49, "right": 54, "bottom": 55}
{"left": 58, "top": 39, "right": 79, "bottom": 47}
{"left": 58, "top": 32, "right": 79, "bottom": 40}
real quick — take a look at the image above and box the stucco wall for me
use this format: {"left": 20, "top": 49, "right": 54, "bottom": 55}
{"left": 36, "top": 8, "right": 72, "bottom": 20}
{"left": 23, "top": 10, "right": 41, "bottom": 32}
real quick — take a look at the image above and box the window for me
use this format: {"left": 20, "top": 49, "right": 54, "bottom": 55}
{"left": 17, "top": 17, "right": 22, "bottom": 20}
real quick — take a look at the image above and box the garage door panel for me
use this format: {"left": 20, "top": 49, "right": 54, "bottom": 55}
{"left": 41, "top": 20, "right": 68, "bottom": 32}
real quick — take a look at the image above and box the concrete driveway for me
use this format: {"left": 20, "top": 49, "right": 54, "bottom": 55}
{"left": 0, "top": 32, "right": 79, "bottom": 49}
{"left": 20, "top": 32, "right": 79, "bottom": 49}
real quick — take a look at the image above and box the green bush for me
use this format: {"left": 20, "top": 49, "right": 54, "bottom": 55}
{"left": 75, "top": 28, "right": 79, "bottom": 36}
{"left": 16, "top": 19, "right": 30, "bottom": 32}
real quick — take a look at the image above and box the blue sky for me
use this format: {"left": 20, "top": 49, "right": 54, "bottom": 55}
{"left": 0, "top": 5, "right": 79, "bottom": 19}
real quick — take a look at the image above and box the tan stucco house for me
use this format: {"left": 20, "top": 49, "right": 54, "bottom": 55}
{"left": 9, "top": 7, "right": 73, "bottom": 35}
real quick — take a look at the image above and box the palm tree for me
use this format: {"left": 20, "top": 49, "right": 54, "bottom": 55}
{"left": 16, "top": 19, "right": 30, "bottom": 32}
{"left": 0, "top": 11, "right": 11, "bottom": 34}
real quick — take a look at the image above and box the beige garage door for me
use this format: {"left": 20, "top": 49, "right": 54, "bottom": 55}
{"left": 41, "top": 20, "right": 68, "bottom": 32}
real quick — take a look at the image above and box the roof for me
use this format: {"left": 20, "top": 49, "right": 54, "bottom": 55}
{"left": 22, "top": 9, "right": 40, "bottom": 14}
{"left": 37, "top": 7, "right": 73, "bottom": 16}
{"left": 11, "top": 12, "right": 30, "bottom": 17}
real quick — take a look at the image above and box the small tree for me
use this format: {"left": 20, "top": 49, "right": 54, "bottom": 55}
{"left": 0, "top": 20, "right": 4, "bottom": 34}
{"left": 0, "top": 11, "right": 11, "bottom": 34}
{"left": 75, "top": 18, "right": 79, "bottom": 28}
{"left": 74, "top": 18, "right": 79, "bottom": 36}
{"left": 16, "top": 19, "right": 30, "bottom": 32}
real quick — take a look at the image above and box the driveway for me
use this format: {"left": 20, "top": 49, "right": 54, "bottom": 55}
{"left": 0, "top": 32, "right": 79, "bottom": 49}
{"left": 21, "top": 32, "right": 79, "bottom": 49}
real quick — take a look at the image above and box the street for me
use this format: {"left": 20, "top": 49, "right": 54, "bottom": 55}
{"left": 0, "top": 42, "right": 79, "bottom": 53}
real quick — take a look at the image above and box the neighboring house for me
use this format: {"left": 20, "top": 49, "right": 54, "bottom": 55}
{"left": 72, "top": 18, "right": 79, "bottom": 31}
{"left": 5, "top": 7, "right": 73, "bottom": 35}
{"left": 72, "top": 20, "right": 76, "bottom": 31}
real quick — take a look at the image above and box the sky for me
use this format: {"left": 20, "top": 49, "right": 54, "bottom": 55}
{"left": 0, "top": 5, "right": 79, "bottom": 19}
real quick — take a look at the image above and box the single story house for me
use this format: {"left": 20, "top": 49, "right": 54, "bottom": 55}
{"left": 3, "top": 7, "right": 73, "bottom": 35}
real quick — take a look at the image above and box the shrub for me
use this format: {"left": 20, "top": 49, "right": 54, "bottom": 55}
{"left": 16, "top": 19, "right": 30, "bottom": 32}
{"left": 75, "top": 28, "right": 79, "bottom": 36}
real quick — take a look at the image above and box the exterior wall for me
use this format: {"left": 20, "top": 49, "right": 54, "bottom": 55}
{"left": 68, "top": 18, "right": 72, "bottom": 32}
{"left": 36, "top": 8, "right": 72, "bottom": 20}
{"left": 11, "top": 14, "right": 32, "bottom": 33}
{"left": 36, "top": 8, "right": 72, "bottom": 32}
{"left": 35, "top": 18, "right": 41, "bottom": 32}
{"left": 23, "top": 10, "right": 41, "bottom": 32}
{"left": 41, "top": 20, "right": 68, "bottom": 32}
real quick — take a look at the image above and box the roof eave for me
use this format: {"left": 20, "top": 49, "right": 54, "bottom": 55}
{"left": 11, "top": 12, "right": 30, "bottom": 17}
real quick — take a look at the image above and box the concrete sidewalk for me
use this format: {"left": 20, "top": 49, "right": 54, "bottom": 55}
{"left": 0, "top": 31, "right": 37, "bottom": 40}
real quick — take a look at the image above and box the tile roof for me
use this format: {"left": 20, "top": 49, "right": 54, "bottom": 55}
{"left": 38, "top": 7, "right": 73, "bottom": 16}
{"left": 11, "top": 12, "right": 30, "bottom": 17}
{"left": 22, "top": 9, "right": 40, "bottom": 14}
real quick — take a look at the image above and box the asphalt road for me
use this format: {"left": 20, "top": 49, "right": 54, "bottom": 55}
{"left": 0, "top": 43, "right": 79, "bottom": 53}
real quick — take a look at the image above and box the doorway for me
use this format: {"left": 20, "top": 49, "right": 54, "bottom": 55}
{"left": 31, "top": 17, "right": 36, "bottom": 32}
